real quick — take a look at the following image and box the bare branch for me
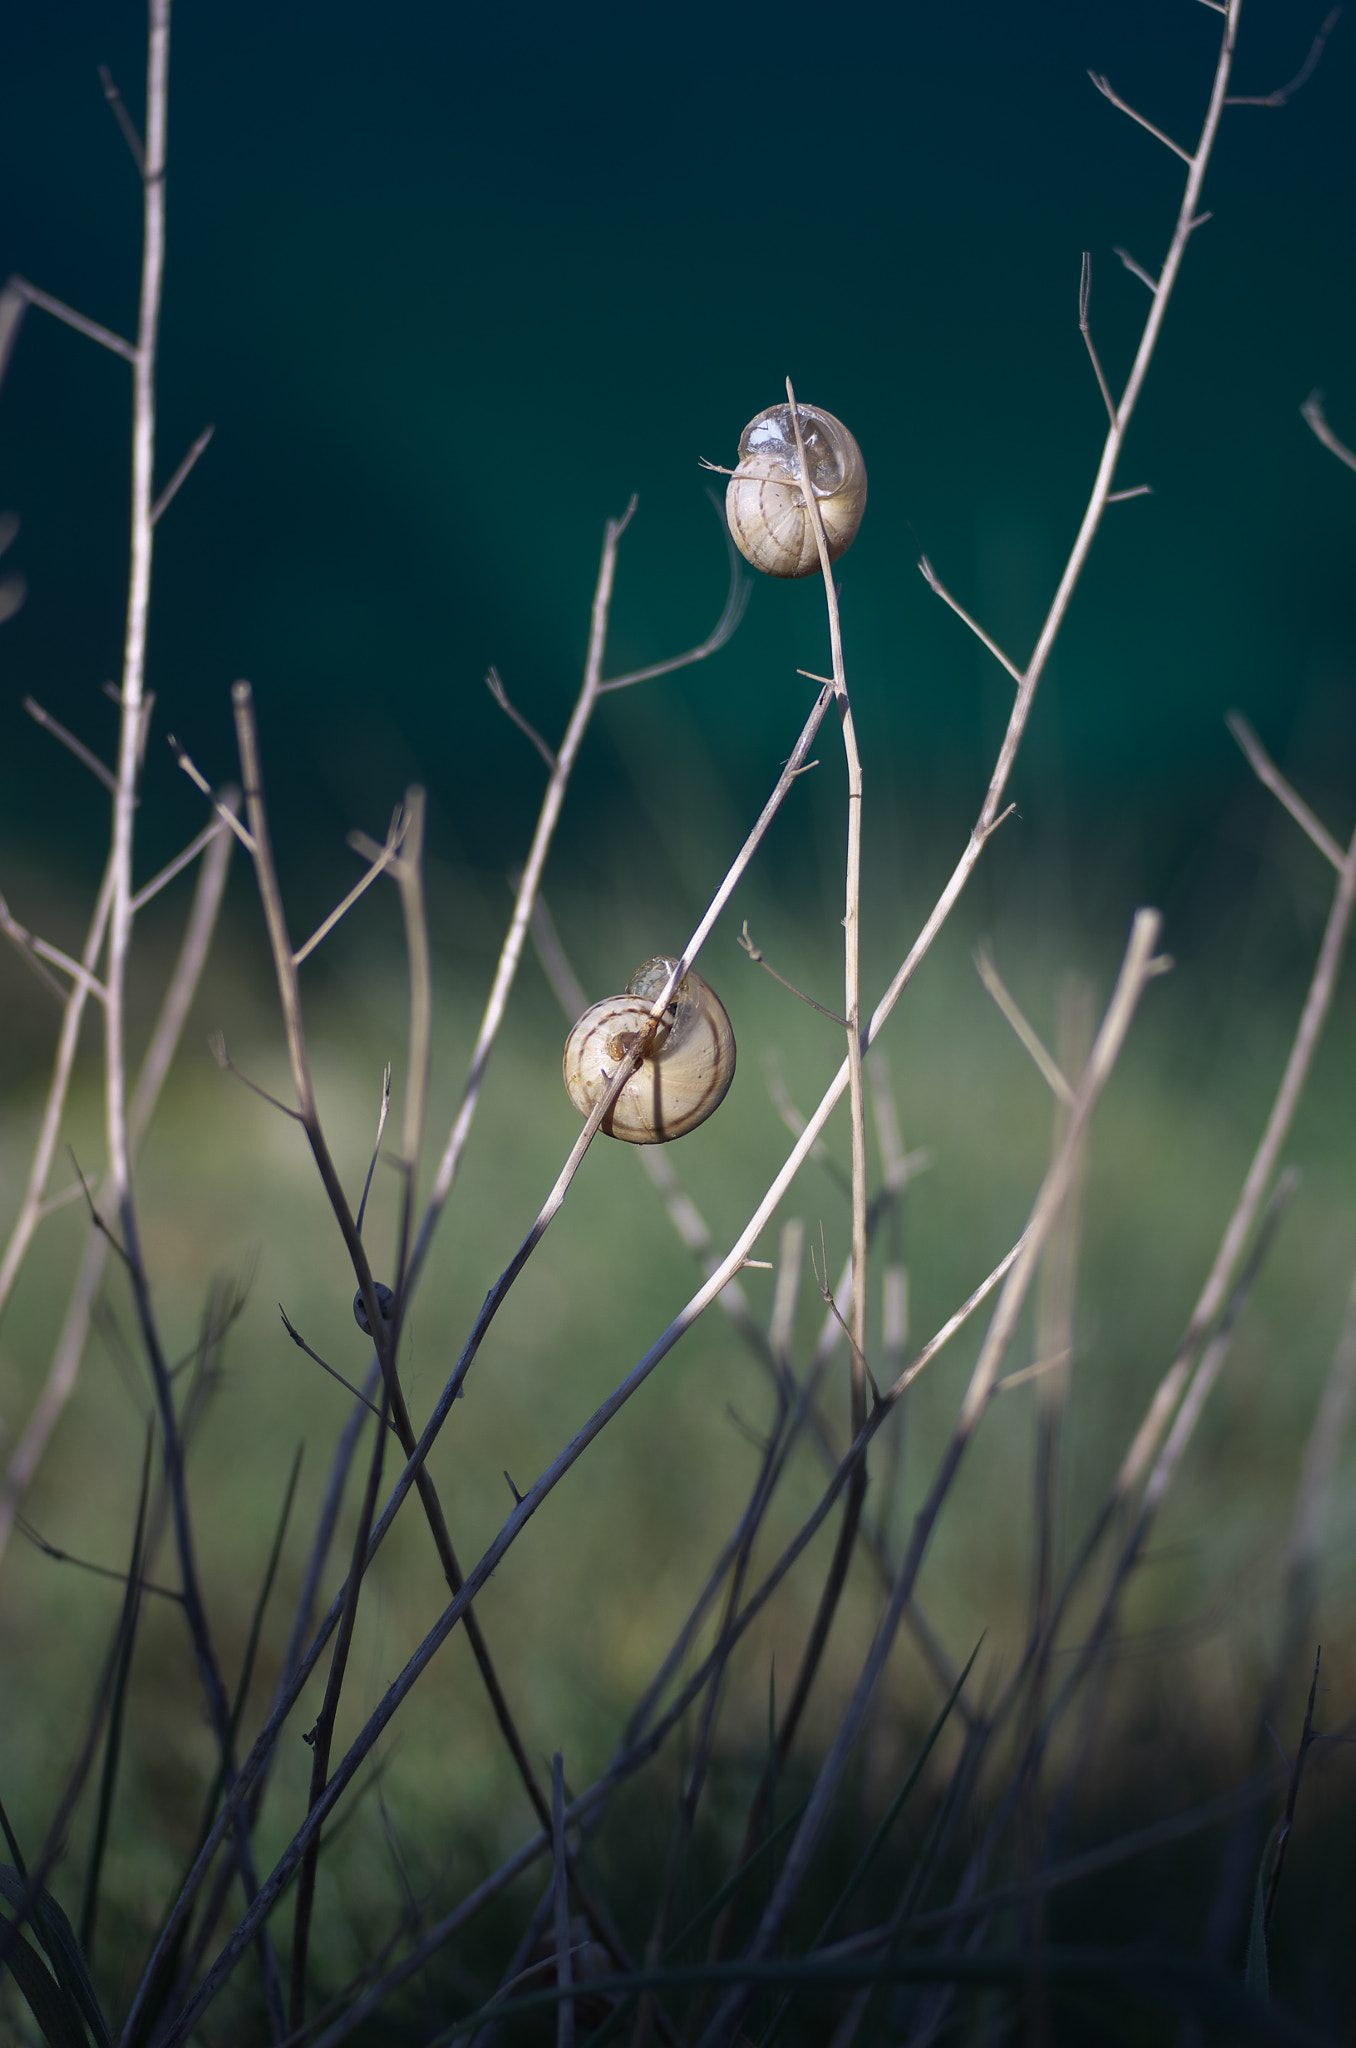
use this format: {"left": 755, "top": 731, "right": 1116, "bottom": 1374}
{"left": 917, "top": 554, "right": 1024, "bottom": 683}
{"left": 485, "top": 666, "right": 556, "bottom": 769}
{"left": 209, "top": 1032, "right": 303, "bottom": 1121}
{"left": 23, "top": 696, "right": 118, "bottom": 793}
{"left": 598, "top": 510, "right": 750, "bottom": 692}
{"left": 1106, "top": 484, "right": 1153, "bottom": 503}
{"left": 293, "top": 807, "right": 409, "bottom": 965}
{"left": 1113, "top": 245, "right": 1159, "bottom": 294}
{"left": 1226, "top": 710, "right": 1346, "bottom": 872}
{"left": 1088, "top": 72, "right": 1193, "bottom": 161}
{"left": 1301, "top": 389, "right": 1356, "bottom": 474}
{"left": 739, "top": 919, "right": 848, "bottom": 1027}
{"left": 169, "top": 735, "right": 258, "bottom": 850}
{"left": 0, "top": 894, "right": 109, "bottom": 1004}
{"left": 9, "top": 276, "right": 137, "bottom": 361}
{"left": 278, "top": 1306, "right": 394, "bottom": 1429}
{"left": 98, "top": 62, "right": 146, "bottom": 171}
{"left": 1078, "top": 252, "right": 1118, "bottom": 427}
{"left": 130, "top": 806, "right": 238, "bottom": 913}
{"left": 150, "top": 423, "right": 214, "bottom": 524}
{"left": 974, "top": 942, "right": 1074, "bottom": 1105}
{"left": 355, "top": 1066, "right": 392, "bottom": 1239}
{"left": 1226, "top": 7, "right": 1341, "bottom": 106}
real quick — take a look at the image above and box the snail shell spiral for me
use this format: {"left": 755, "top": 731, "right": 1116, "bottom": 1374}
{"left": 725, "top": 401, "right": 867, "bottom": 580}
{"left": 562, "top": 956, "right": 736, "bottom": 1144}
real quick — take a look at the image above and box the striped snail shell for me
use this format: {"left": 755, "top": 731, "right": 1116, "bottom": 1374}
{"left": 725, "top": 401, "right": 867, "bottom": 579}
{"left": 562, "top": 956, "right": 736, "bottom": 1144}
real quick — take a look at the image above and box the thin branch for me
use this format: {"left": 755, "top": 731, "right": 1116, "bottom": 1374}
{"left": 150, "top": 423, "right": 214, "bottom": 525}
{"left": 231, "top": 678, "right": 560, "bottom": 1862}
{"left": 974, "top": 942, "right": 1074, "bottom": 1104}
{"left": 293, "top": 806, "right": 409, "bottom": 965}
{"left": 1262, "top": 1648, "right": 1323, "bottom": 1940}
{"left": 486, "top": 666, "right": 556, "bottom": 770}
{"left": 22, "top": 696, "right": 118, "bottom": 792}
{"left": 597, "top": 507, "right": 749, "bottom": 691}
{"left": 739, "top": 919, "right": 848, "bottom": 1027}
{"left": 0, "top": 894, "right": 109, "bottom": 1004}
{"left": 1301, "top": 389, "right": 1356, "bottom": 474}
{"left": 14, "top": 1515, "right": 180, "bottom": 1600}
{"left": 399, "top": 505, "right": 638, "bottom": 1284}
{"left": 0, "top": 813, "right": 232, "bottom": 1564}
{"left": 887, "top": 1237, "right": 1029, "bottom": 1401}
{"left": 355, "top": 1065, "right": 392, "bottom": 1238}
{"left": 1227, "top": 710, "right": 1346, "bottom": 872}
{"left": 1226, "top": 7, "right": 1341, "bottom": 106}
{"left": 699, "top": 912, "right": 1166, "bottom": 2047}
{"left": 209, "top": 1033, "right": 303, "bottom": 1121}
{"left": 9, "top": 276, "right": 137, "bottom": 360}
{"left": 98, "top": 62, "right": 146, "bottom": 171}
{"left": 1106, "top": 484, "right": 1153, "bottom": 503}
{"left": 1078, "top": 253, "right": 1118, "bottom": 427}
{"left": 277, "top": 1306, "right": 394, "bottom": 1429}
{"left": 169, "top": 735, "right": 258, "bottom": 850}
{"left": 130, "top": 808, "right": 237, "bottom": 913}
{"left": 917, "top": 554, "right": 1023, "bottom": 683}
{"left": 1087, "top": 71, "right": 1193, "bottom": 161}
{"left": 1112, "top": 245, "right": 1159, "bottom": 294}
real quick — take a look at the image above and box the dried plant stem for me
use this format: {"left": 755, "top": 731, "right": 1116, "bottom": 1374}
{"left": 697, "top": 911, "right": 1165, "bottom": 2047}
{"left": 406, "top": 505, "right": 632, "bottom": 1291}
{"left": 0, "top": 814, "right": 235, "bottom": 1562}
{"left": 136, "top": 13, "right": 1247, "bottom": 2023}
{"left": 289, "top": 1378, "right": 392, "bottom": 2028}
{"left": 1111, "top": 809, "right": 1356, "bottom": 1515}
{"left": 230, "top": 687, "right": 553, "bottom": 1842}
{"left": 0, "top": 854, "right": 115, "bottom": 1328}
{"left": 105, "top": 0, "right": 168, "bottom": 1234}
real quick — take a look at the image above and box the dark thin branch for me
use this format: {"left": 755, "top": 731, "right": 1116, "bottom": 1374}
{"left": 1262, "top": 1647, "right": 1324, "bottom": 1941}
{"left": 13, "top": 1514, "right": 181, "bottom": 1599}
{"left": 278, "top": 1306, "right": 396, "bottom": 1430}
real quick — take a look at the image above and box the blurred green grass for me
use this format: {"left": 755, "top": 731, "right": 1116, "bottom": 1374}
{"left": 2, "top": 822, "right": 1356, "bottom": 2019}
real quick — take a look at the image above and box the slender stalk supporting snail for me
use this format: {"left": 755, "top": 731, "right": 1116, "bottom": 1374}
{"left": 563, "top": 957, "right": 736, "bottom": 1144}
{"left": 724, "top": 401, "right": 867, "bottom": 579}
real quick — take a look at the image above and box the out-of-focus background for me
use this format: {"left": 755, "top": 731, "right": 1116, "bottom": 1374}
{"left": 2, "top": 0, "right": 1356, "bottom": 2031}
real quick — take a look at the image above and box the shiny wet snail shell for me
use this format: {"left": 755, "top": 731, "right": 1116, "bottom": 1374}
{"left": 562, "top": 957, "right": 736, "bottom": 1144}
{"left": 725, "top": 401, "right": 867, "bottom": 580}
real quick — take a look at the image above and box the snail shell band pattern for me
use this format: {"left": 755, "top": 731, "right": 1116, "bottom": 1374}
{"left": 562, "top": 957, "right": 736, "bottom": 1144}
{"left": 725, "top": 402, "right": 867, "bottom": 580}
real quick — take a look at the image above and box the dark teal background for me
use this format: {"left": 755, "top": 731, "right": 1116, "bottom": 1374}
{"left": 1, "top": 0, "right": 1353, "bottom": 944}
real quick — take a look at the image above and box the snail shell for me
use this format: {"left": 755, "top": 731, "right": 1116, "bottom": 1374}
{"left": 563, "top": 956, "right": 736, "bottom": 1144}
{"left": 725, "top": 401, "right": 867, "bottom": 579}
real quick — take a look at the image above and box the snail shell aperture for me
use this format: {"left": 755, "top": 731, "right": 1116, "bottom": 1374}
{"left": 562, "top": 957, "right": 736, "bottom": 1144}
{"left": 725, "top": 401, "right": 867, "bottom": 579}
